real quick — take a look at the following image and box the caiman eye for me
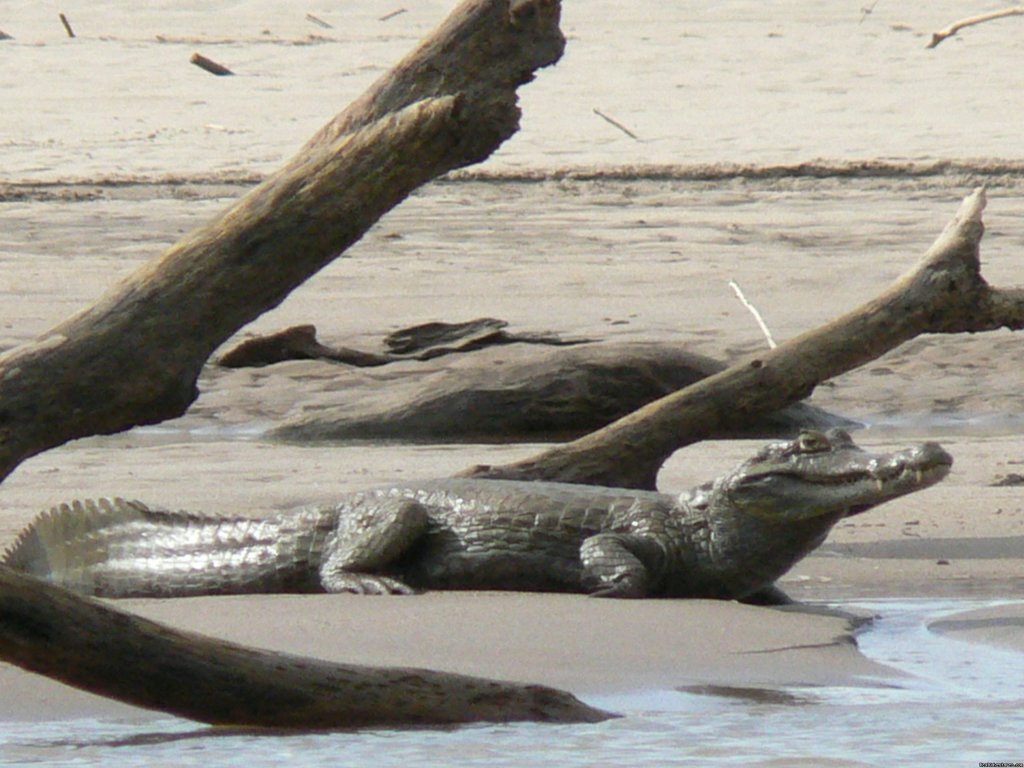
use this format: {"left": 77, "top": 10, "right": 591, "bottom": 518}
{"left": 797, "top": 431, "right": 829, "bottom": 454}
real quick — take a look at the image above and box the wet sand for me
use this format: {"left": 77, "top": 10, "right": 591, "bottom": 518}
{"left": 1, "top": 0, "right": 1023, "bottom": 726}
{"left": 929, "top": 603, "right": 1024, "bottom": 654}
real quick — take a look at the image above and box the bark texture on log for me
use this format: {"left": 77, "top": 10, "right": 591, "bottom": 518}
{"left": 464, "top": 190, "right": 1024, "bottom": 489}
{"left": 0, "top": 0, "right": 564, "bottom": 482}
{"left": 0, "top": 0, "right": 579, "bottom": 730}
{"left": 0, "top": 566, "right": 612, "bottom": 728}
{"left": 270, "top": 341, "right": 854, "bottom": 443}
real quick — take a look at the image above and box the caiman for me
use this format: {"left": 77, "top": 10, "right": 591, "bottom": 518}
{"left": 2, "top": 429, "right": 951, "bottom": 602}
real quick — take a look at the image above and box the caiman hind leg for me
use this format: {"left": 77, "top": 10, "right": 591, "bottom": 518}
{"left": 579, "top": 533, "right": 667, "bottom": 598}
{"left": 318, "top": 497, "right": 429, "bottom": 594}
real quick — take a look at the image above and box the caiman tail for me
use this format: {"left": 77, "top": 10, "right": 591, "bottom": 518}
{"left": 2, "top": 499, "right": 335, "bottom": 597}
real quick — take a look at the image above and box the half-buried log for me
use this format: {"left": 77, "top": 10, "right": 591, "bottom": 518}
{"left": 272, "top": 341, "right": 855, "bottom": 443}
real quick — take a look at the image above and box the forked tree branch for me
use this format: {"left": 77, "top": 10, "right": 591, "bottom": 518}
{"left": 0, "top": 0, "right": 581, "bottom": 729}
{"left": 0, "top": 0, "right": 564, "bottom": 482}
{"left": 465, "top": 189, "right": 1024, "bottom": 489}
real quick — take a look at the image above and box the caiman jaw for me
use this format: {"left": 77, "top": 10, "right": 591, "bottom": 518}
{"left": 723, "top": 429, "right": 953, "bottom": 522}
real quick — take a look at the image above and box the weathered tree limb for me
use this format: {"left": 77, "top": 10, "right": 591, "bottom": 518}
{"left": 270, "top": 341, "right": 853, "bottom": 443}
{"left": 0, "top": 0, "right": 577, "bottom": 729}
{"left": 300, "top": 0, "right": 562, "bottom": 152}
{"left": 927, "top": 6, "right": 1024, "bottom": 48}
{"left": 0, "top": 567, "right": 611, "bottom": 727}
{"left": 465, "top": 189, "right": 1024, "bottom": 489}
{"left": 0, "top": 0, "right": 564, "bottom": 482}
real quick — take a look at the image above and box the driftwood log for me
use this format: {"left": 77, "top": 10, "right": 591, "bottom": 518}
{"left": 463, "top": 189, "right": 1024, "bottom": 489}
{"left": 0, "top": 568, "right": 609, "bottom": 727}
{"left": 0, "top": 0, "right": 565, "bottom": 484}
{"left": 0, "top": 0, "right": 580, "bottom": 729}
{"left": 217, "top": 321, "right": 851, "bottom": 443}
{"left": 269, "top": 340, "right": 854, "bottom": 443}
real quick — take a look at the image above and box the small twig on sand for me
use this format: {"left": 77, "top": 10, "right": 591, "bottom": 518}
{"left": 729, "top": 280, "right": 777, "bottom": 349}
{"left": 59, "top": 12, "right": 75, "bottom": 38}
{"left": 859, "top": 1, "right": 880, "bottom": 24}
{"left": 190, "top": 52, "right": 234, "bottom": 76}
{"left": 592, "top": 108, "right": 639, "bottom": 140}
{"left": 380, "top": 8, "right": 408, "bottom": 22}
{"left": 305, "top": 13, "right": 333, "bottom": 29}
{"left": 928, "top": 6, "right": 1024, "bottom": 48}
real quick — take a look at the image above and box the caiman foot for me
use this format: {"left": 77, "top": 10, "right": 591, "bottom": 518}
{"left": 318, "top": 498, "right": 427, "bottom": 595}
{"left": 321, "top": 573, "right": 417, "bottom": 595}
{"left": 580, "top": 532, "right": 661, "bottom": 598}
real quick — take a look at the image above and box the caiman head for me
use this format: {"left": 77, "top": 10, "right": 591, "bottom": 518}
{"left": 677, "top": 428, "right": 952, "bottom": 601}
{"left": 718, "top": 428, "right": 952, "bottom": 523}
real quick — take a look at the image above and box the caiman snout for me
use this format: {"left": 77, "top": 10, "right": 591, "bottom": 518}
{"left": 882, "top": 441, "right": 953, "bottom": 489}
{"left": 915, "top": 441, "right": 954, "bottom": 472}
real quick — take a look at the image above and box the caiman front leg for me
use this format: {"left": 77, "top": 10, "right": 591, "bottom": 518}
{"left": 579, "top": 533, "right": 667, "bottom": 598}
{"left": 318, "top": 497, "right": 429, "bottom": 594}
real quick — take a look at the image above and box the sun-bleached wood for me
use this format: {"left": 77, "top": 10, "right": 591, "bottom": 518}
{"left": 466, "top": 189, "right": 1024, "bottom": 489}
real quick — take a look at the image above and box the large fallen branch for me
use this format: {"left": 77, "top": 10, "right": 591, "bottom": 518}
{"left": 267, "top": 339, "right": 851, "bottom": 443}
{"left": 465, "top": 189, "right": 1024, "bottom": 488}
{"left": 0, "top": 0, "right": 564, "bottom": 482}
{"left": 0, "top": 0, "right": 580, "bottom": 730}
{"left": 0, "top": 567, "right": 610, "bottom": 727}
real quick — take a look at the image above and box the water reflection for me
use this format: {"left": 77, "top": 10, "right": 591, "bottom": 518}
{"left": 676, "top": 684, "right": 815, "bottom": 707}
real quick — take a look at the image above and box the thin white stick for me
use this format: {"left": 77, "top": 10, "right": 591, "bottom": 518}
{"left": 928, "top": 6, "right": 1024, "bottom": 48}
{"left": 305, "top": 13, "right": 333, "bottom": 29}
{"left": 729, "top": 280, "right": 777, "bottom": 349}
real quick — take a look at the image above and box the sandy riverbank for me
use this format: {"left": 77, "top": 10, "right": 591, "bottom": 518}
{"left": 0, "top": 428, "right": 1020, "bottom": 722}
{"left": 1, "top": 0, "right": 1022, "bottom": 729}
{"left": 2, "top": 174, "right": 1023, "bottom": 722}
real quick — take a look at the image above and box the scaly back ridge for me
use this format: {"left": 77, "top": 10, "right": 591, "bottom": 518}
{"left": 2, "top": 498, "right": 214, "bottom": 591}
